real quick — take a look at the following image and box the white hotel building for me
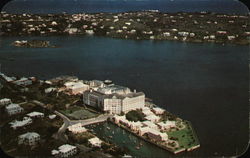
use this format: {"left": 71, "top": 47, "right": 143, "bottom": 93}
{"left": 83, "top": 84, "right": 145, "bottom": 114}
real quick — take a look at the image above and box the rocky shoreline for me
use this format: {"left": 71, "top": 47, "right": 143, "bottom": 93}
{"left": 1, "top": 11, "right": 249, "bottom": 45}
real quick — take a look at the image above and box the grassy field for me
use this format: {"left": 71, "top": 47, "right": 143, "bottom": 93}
{"left": 60, "top": 106, "right": 98, "bottom": 120}
{"left": 167, "top": 121, "right": 199, "bottom": 150}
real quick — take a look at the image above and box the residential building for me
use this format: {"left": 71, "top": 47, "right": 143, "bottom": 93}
{"left": 67, "top": 123, "right": 87, "bottom": 134}
{"left": 52, "top": 144, "right": 77, "bottom": 158}
{"left": 145, "top": 114, "right": 160, "bottom": 123}
{"left": 152, "top": 107, "right": 165, "bottom": 115}
{"left": 139, "top": 127, "right": 168, "bottom": 142}
{"left": 0, "top": 98, "right": 11, "bottom": 106}
{"left": 26, "top": 111, "right": 44, "bottom": 118}
{"left": 12, "top": 77, "right": 32, "bottom": 86}
{"left": 5, "top": 103, "right": 24, "bottom": 115}
{"left": 64, "top": 81, "right": 89, "bottom": 95}
{"left": 88, "top": 137, "right": 102, "bottom": 147}
{"left": 9, "top": 117, "right": 32, "bottom": 129}
{"left": 18, "top": 132, "right": 40, "bottom": 146}
{"left": 142, "top": 120, "right": 158, "bottom": 129}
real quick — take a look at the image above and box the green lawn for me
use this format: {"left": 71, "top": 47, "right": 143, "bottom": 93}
{"left": 167, "top": 121, "right": 199, "bottom": 149}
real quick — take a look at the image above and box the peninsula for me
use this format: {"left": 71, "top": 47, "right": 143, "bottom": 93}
{"left": 0, "top": 11, "right": 249, "bottom": 45}
{"left": 0, "top": 73, "right": 200, "bottom": 157}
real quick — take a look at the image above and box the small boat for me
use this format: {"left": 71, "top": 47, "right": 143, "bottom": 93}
{"left": 112, "top": 131, "right": 114, "bottom": 134}
{"left": 107, "top": 127, "right": 111, "bottom": 130}
{"left": 108, "top": 135, "right": 113, "bottom": 138}
{"left": 135, "top": 146, "right": 140, "bottom": 150}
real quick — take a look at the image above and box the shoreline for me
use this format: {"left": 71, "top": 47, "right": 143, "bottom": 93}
{"left": 108, "top": 117, "right": 200, "bottom": 154}
{"left": 1, "top": 11, "right": 249, "bottom": 46}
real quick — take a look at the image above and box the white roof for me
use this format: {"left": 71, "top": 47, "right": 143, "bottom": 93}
{"left": 26, "top": 111, "right": 44, "bottom": 117}
{"left": 64, "top": 81, "right": 88, "bottom": 89}
{"left": 158, "top": 121, "right": 176, "bottom": 127}
{"left": 140, "top": 127, "right": 168, "bottom": 140}
{"left": 0, "top": 98, "right": 11, "bottom": 102}
{"left": 9, "top": 117, "right": 32, "bottom": 128}
{"left": 51, "top": 150, "right": 59, "bottom": 155}
{"left": 6, "top": 103, "right": 22, "bottom": 110}
{"left": 145, "top": 115, "right": 160, "bottom": 122}
{"left": 88, "top": 137, "right": 102, "bottom": 145}
{"left": 152, "top": 107, "right": 165, "bottom": 113}
{"left": 142, "top": 120, "right": 158, "bottom": 129}
{"left": 58, "top": 144, "right": 77, "bottom": 153}
{"left": 130, "top": 121, "right": 143, "bottom": 127}
{"left": 19, "top": 132, "right": 40, "bottom": 139}
{"left": 49, "top": 114, "right": 57, "bottom": 119}
{"left": 68, "top": 123, "right": 87, "bottom": 133}
{"left": 141, "top": 107, "right": 154, "bottom": 116}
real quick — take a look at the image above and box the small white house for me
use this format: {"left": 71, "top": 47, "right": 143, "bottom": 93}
{"left": 5, "top": 103, "right": 23, "bottom": 115}
{"left": 18, "top": 132, "right": 40, "bottom": 146}
{"left": 26, "top": 111, "right": 44, "bottom": 118}
{"left": 67, "top": 123, "right": 87, "bottom": 134}
{"left": 12, "top": 77, "right": 32, "bottom": 86}
{"left": 152, "top": 107, "right": 165, "bottom": 115}
{"left": 0, "top": 98, "right": 11, "bottom": 106}
{"left": 88, "top": 137, "right": 102, "bottom": 147}
{"left": 9, "top": 117, "right": 33, "bottom": 129}
{"left": 52, "top": 144, "right": 77, "bottom": 158}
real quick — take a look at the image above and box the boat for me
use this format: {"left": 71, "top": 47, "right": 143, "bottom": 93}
{"left": 135, "top": 146, "right": 140, "bottom": 150}
{"left": 108, "top": 135, "right": 113, "bottom": 138}
{"left": 107, "top": 127, "right": 111, "bottom": 130}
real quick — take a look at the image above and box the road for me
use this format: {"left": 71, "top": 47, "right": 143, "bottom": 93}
{"left": 32, "top": 100, "right": 113, "bottom": 142}
{"left": 54, "top": 111, "right": 112, "bottom": 142}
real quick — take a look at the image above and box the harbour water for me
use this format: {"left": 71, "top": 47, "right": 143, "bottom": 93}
{"left": 0, "top": 35, "right": 248, "bottom": 157}
{"left": 3, "top": 0, "right": 249, "bottom": 15}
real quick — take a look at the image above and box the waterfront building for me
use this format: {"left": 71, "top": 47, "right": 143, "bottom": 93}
{"left": 12, "top": 77, "right": 32, "bottom": 86}
{"left": 26, "top": 111, "right": 44, "bottom": 118}
{"left": 5, "top": 103, "right": 24, "bottom": 115}
{"left": 67, "top": 123, "right": 87, "bottom": 134}
{"left": 88, "top": 137, "right": 102, "bottom": 147}
{"left": 139, "top": 127, "right": 168, "bottom": 142}
{"left": 83, "top": 83, "right": 145, "bottom": 114}
{"left": 9, "top": 117, "right": 32, "bottom": 129}
{"left": 89, "top": 80, "right": 105, "bottom": 89}
{"left": 0, "top": 98, "right": 11, "bottom": 106}
{"left": 0, "top": 73, "right": 15, "bottom": 82}
{"left": 145, "top": 114, "right": 160, "bottom": 123}
{"left": 157, "top": 121, "right": 176, "bottom": 130}
{"left": 64, "top": 81, "right": 89, "bottom": 95}
{"left": 52, "top": 144, "right": 77, "bottom": 158}
{"left": 18, "top": 132, "right": 40, "bottom": 146}
{"left": 141, "top": 107, "right": 154, "bottom": 116}
{"left": 129, "top": 121, "right": 143, "bottom": 131}
{"left": 142, "top": 120, "right": 158, "bottom": 129}
{"left": 152, "top": 107, "right": 165, "bottom": 115}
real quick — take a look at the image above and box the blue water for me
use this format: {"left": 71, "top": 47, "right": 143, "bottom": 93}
{"left": 0, "top": 35, "right": 249, "bottom": 156}
{"left": 2, "top": 0, "right": 249, "bottom": 14}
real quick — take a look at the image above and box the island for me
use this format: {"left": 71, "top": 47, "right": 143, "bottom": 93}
{"left": 0, "top": 10, "right": 249, "bottom": 45}
{"left": 0, "top": 72, "right": 200, "bottom": 157}
{"left": 11, "top": 40, "right": 55, "bottom": 48}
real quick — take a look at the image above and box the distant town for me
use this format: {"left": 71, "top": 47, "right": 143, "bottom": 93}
{"left": 0, "top": 10, "right": 249, "bottom": 45}
{"left": 0, "top": 72, "right": 200, "bottom": 157}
